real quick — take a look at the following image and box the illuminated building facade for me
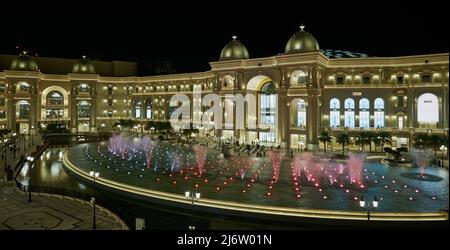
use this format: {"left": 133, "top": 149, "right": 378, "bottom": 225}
{"left": 0, "top": 27, "right": 448, "bottom": 150}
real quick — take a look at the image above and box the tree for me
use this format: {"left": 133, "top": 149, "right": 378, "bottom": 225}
{"left": 318, "top": 130, "right": 332, "bottom": 153}
{"left": 376, "top": 131, "right": 392, "bottom": 152}
{"left": 414, "top": 133, "right": 430, "bottom": 149}
{"left": 113, "top": 119, "right": 135, "bottom": 131}
{"left": 336, "top": 133, "right": 351, "bottom": 155}
{"left": 429, "top": 134, "right": 445, "bottom": 156}
{"left": 355, "top": 131, "right": 369, "bottom": 152}
{"left": 365, "top": 131, "right": 377, "bottom": 152}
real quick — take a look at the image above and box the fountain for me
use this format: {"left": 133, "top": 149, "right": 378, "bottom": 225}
{"left": 267, "top": 150, "right": 285, "bottom": 183}
{"left": 192, "top": 145, "right": 208, "bottom": 176}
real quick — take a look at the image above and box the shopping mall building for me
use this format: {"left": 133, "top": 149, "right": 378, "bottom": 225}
{"left": 0, "top": 26, "right": 448, "bottom": 150}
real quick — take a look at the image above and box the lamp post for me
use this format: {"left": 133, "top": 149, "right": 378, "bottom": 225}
{"left": 299, "top": 140, "right": 305, "bottom": 153}
{"left": 440, "top": 145, "right": 447, "bottom": 167}
{"left": 89, "top": 170, "right": 99, "bottom": 230}
{"left": 12, "top": 133, "right": 17, "bottom": 160}
{"left": 26, "top": 156, "right": 34, "bottom": 202}
{"left": 359, "top": 196, "right": 379, "bottom": 221}
{"left": 184, "top": 189, "right": 201, "bottom": 230}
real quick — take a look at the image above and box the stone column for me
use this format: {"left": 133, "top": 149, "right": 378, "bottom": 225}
{"left": 29, "top": 84, "right": 38, "bottom": 135}
{"left": 441, "top": 73, "right": 448, "bottom": 129}
{"left": 7, "top": 97, "right": 16, "bottom": 132}
{"left": 70, "top": 84, "right": 78, "bottom": 133}
{"left": 89, "top": 97, "right": 97, "bottom": 133}
{"left": 407, "top": 85, "right": 414, "bottom": 128}
{"left": 277, "top": 90, "right": 288, "bottom": 148}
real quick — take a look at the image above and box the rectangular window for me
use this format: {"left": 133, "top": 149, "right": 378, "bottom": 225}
{"left": 135, "top": 109, "right": 141, "bottom": 118}
{"left": 421, "top": 75, "right": 431, "bottom": 83}
{"left": 330, "top": 111, "right": 340, "bottom": 127}
{"left": 397, "top": 96, "right": 404, "bottom": 107}
{"left": 374, "top": 111, "right": 384, "bottom": 128}
{"left": 108, "top": 99, "right": 113, "bottom": 106}
{"left": 259, "top": 132, "right": 275, "bottom": 143}
{"left": 362, "top": 76, "right": 370, "bottom": 84}
{"left": 0, "top": 98, "right": 4, "bottom": 106}
{"left": 0, "top": 84, "right": 5, "bottom": 93}
{"left": 336, "top": 76, "right": 344, "bottom": 85}
{"left": 397, "top": 76, "right": 404, "bottom": 84}
{"left": 344, "top": 111, "right": 355, "bottom": 128}
{"left": 107, "top": 110, "right": 113, "bottom": 118}
{"left": 46, "top": 109, "right": 64, "bottom": 118}
{"left": 107, "top": 86, "right": 113, "bottom": 95}
{"left": 259, "top": 94, "right": 276, "bottom": 126}
{"left": 398, "top": 116, "right": 403, "bottom": 129}
{"left": 359, "top": 111, "right": 370, "bottom": 128}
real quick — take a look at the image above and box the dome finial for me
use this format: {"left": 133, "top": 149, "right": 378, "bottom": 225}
{"left": 300, "top": 24, "right": 305, "bottom": 31}
{"left": 232, "top": 35, "right": 237, "bottom": 40}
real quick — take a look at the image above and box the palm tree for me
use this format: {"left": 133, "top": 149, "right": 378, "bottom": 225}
{"left": 363, "top": 131, "right": 377, "bottom": 152}
{"left": 336, "top": 133, "right": 351, "bottom": 155}
{"left": 318, "top": 130, "right": 332, "bottom": 153}
{"left": 429, "top": 134, "right": 445, "bottom": 156}
{"left": 355, "top": 131, "right": 368, "bottom": 152}
{"left": 376, "top": 131, "right": 392, "bottom": 152}
{"left": 414, "top": 133, "right": 430, "bottom": 150}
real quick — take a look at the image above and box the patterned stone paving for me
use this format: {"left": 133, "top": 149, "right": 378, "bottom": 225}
{"left": 0, "top": 183, "right": 128, "bottom": 230}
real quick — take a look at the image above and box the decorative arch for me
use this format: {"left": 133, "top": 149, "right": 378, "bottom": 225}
{"left": 145, "top": 98, "right": 152, "bottom": 119}
{"left": 330, "top": 98, "right": 340, "bottom": 127}
{"left": 16, "top": 100, "right": 30, "bottom": 119}
{"left": 77, "top": 100, "right": 91, "bottom": 118}
{"left": 134, "top": 98, "right": 143, "bottom": 118}
{"left": 46, "top": 91, "right": 64, "bottom": 106}
{"left": 246, "top": 75, "right": 273, "bottom": 91}
{"left": 41, "top": 86, "right": 69, "bottom": 106}
{"left": 290, "top": 98, "right": 306, "bottom": 127}
{"left": 344, "top": 98, "right": 355, "bottom": 128}
{"left": 290, "top": 70, "right": 307, "bottom": 86}
{"left": 16, "top": 81, "right": 30, "bottom": 93}
{"left": 359, "top": 98, "right": 370, "bottom": 128}
{"left": 374, "top": 98, "right": 385, "bottom": 128}
{"left": 417, "top": 93, "right": 439, "bottom": 124}
{"left": 222, "top": 75, "right": 235, "bottom": 89}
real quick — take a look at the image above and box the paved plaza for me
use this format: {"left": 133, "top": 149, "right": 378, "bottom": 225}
{"left": 0, "top": 183, "right": 127, "bottom": 230}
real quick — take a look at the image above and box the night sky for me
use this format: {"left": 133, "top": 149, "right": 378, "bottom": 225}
{"left": 0, "top": 3, "right": 448, "bottom": 73}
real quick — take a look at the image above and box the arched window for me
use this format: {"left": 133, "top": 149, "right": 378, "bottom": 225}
{"left": 145, "top": 99, "right": 152, "bottom": 119}
{"left": 78, "top": 83, "right": 90, "bottom": 94}
{"left": 297, "top": 99, "right": 306, "bottom": 127}
{"left": 359, "top": 98, "right": 370, "bottom": 128}
{"left": 259, "top": 82, "right": 276, "bottom": 126}
{"left": 47, "top": 91, "right": 64, "bottom": 106}
{"left": 374, "top": 98, "right": 384, "bottom": 128}
{"left": 330, "top": 98, "right": 340, "bottom": 127}
{"left": 17, "top": 81, "right": 30, "bottom": 92}
{"left": 290, "top": 70, "right": 307, "bottom": 86}
{"left": 17, "top": 100, "right": 30, "bottom": 119}
{"left": 78, "top": 101, "right": 91, "bottom": 118}
{"left": 417, "top": 93, "right": 439, "bottom": 124}
{"left": 134, "top": 99, "right": 142, "bottom": 118}
{"left": 344, "top": 98, "right": 355, "bottom": 128}
{"left": 222, "top": 75, "right": 234, "bottom": 88}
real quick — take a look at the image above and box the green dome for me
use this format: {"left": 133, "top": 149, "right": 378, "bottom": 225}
{"left": 220, "top": 36, "right": 249, "bottom": 61}
{"left": 10, "top": 51, "right": 39, "bottom": 71}
{"left": 72, "top": 56, "right": 96, "bottom": 74}
{"left": 285, "top": 25, "right": 320, "bottom": 54}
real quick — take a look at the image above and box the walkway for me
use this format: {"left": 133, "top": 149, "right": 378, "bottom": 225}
{"left": 0, "top": 183, "right": 127, "bottom": 230}
{"left": 1, "top": 134, "right": 42, "bottom": 182}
